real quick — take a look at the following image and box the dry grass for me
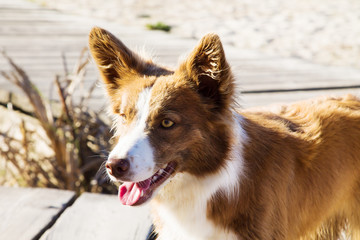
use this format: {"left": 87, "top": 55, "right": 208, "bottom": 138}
{"left": 0, "top": 49, "right": 115, "bottom": 194}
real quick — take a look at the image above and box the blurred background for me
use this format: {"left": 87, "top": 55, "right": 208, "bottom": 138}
{"left": 1, "top": 0, "right": 360, "bottom": 194}
{"left": 32, "top": 0, "right": 360, "bottom": 67}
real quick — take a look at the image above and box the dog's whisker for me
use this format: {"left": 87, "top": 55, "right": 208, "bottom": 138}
{"left": 95, "top": 161, "right": 108, "bottom": 179}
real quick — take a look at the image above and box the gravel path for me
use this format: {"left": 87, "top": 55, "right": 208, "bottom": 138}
{"left": 34, "top": 0, "right": 360, "bottom": 68}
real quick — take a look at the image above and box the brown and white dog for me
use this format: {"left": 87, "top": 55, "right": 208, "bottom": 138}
{"left": 89, "top": 27, "right": 360, "bottom": 240}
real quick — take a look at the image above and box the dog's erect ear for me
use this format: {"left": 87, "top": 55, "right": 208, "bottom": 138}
{"left": 185, "top": 33, "right": 234, "bottom": 109}
{"left": 89, "top": 27, "right": 171, "bottom": 91}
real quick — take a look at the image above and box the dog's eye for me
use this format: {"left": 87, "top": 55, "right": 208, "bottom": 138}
{"left": 161, "top": 119, "right": 175, "bottom": 129}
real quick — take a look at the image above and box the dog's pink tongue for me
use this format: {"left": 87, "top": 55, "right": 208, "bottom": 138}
{"left": 118, "top": 180, "right": 151, "bottom": 206}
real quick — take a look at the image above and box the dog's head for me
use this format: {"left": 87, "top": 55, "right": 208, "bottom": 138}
{"left": 89, "top": 27, "right": 235, "bottom": 205}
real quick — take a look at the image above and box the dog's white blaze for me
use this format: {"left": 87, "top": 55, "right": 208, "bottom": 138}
{"left": 108, "top": 87, "right": 155, "bottom": 182}
{"left": 154, "top": 112, "right": 246, "bottom": 240}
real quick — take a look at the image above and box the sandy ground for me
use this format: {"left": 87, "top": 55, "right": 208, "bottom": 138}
{"left": 33, "top": 0, "right": 360, "bottom": 68}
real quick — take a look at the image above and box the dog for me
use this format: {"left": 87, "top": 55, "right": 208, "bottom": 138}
{"left": 89, "top": 27, "right": 360, "bottom": 240}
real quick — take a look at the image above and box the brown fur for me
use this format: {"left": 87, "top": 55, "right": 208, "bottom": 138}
{"left": 208, "top": 95, "right": 360, "bottom": 239}
{"left": 89, "top": 27, "right": 360, "bottom": 239}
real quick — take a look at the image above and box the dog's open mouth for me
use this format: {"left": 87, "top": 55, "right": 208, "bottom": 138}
{"left": 118, "top": 161, "right": 177, "bottom": 206}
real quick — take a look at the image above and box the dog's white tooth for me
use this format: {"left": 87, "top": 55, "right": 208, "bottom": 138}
{"left": 141, "top": 191, "right": 144, "bottom": 197}
{"left": 153, "top": 175, "right": 158, "bottom": 181}
{"left": 158, "top": 169, "right": 164, "bottom": 175}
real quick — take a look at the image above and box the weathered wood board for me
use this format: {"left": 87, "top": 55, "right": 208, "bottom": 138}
{"left": 0, "top": 187, "right": 75, "bottom": 240}
{"left": 241, "top": 88, "right": 360, "bottom": 109}
{"left": 41, "top": 192, "right": 152, "bottom": 240}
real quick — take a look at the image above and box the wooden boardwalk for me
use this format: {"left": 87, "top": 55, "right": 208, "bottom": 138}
{"left": 0, "top": 187, "right": 152, "bottom": 240}
{"left": 0, "top": 0, "right": 360, "bottom": 239}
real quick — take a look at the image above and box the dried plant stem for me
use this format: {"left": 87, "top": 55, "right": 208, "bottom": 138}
{"left": 0, "top": 50, "right": 114, "bottom": 193}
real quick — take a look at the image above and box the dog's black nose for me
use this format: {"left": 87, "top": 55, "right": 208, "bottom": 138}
{"left": 105, "top": 158, "right": 130, "bottom": 178}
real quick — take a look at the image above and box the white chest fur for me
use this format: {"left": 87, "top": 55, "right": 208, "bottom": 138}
{"left": 153, "top": 173, "right": 239, "bottom": 240}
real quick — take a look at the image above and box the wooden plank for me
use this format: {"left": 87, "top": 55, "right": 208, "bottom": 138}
{"left": 229, "top": 52, "right": 360, "bottom": 91}
{"left": 0, "top": 187, "right": 75, "bottom": 240}
{"left": 241, "top": 88, "right": 360, "bottom": 109}
{"left": 236, "top": 76, "right": 360, "bottom": 92}
{"left": 0, "top": 0, "right": 39, "bottom": 9}
{"left": 41, "top": 192, "right": 152, "bottom": 240}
